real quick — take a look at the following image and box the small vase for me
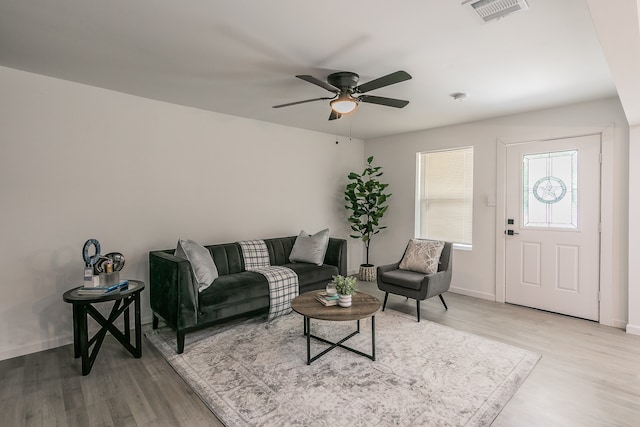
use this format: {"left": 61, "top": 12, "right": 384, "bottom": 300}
{"left": 326, "top": 282, "right": 337, "bottom": 296}
{"left": 338, "top": 294, "right": 352, "bottom": 308}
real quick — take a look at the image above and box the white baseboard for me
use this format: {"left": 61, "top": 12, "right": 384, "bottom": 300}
{"left": 609, "top": 318, "right": 627, "bottom": 329}
{"left": 0, "top": 334, "right": 73, "bottom": 362}
{"left": 0, "top": 315, "right": 156, "bottom": 362}
{"left": 626, "top": 323, "right": 640, "bottom": 335}
{"left": 449, "top": 286, "right": 496, "bottom": 301}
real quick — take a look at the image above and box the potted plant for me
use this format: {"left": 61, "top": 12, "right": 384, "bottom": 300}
{"left": 344, "top": 156, "right": 392, "bottom": 281}
{"left": 331, "top": 275, "right": 357, "bottom": 307}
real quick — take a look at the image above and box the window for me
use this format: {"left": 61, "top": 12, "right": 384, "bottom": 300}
{"left": 523, "top": 150, "right": 577, "bottom": 229}
{"left": 416, "top": 147, "right": 473, "bottom": 244}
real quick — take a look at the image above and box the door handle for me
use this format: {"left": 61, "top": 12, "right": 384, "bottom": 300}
{"left": 505, "top": 229, "right": 519, "bottom": 235}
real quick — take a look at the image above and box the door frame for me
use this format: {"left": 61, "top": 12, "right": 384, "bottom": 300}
{"left": 495, "top": 125, "right": 615, "bottom": 326}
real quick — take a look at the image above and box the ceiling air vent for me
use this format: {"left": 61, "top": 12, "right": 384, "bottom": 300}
{"left": 462, "top": 0, "right": 529, "bottom": 23}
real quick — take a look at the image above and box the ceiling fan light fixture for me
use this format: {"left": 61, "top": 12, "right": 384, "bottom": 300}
{"left": 330, "top": 95, "right": 358, "bottom": 114}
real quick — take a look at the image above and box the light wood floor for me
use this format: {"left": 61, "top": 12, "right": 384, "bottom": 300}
{"left": 2, "top": 281, "right": 640, "bottom": 426}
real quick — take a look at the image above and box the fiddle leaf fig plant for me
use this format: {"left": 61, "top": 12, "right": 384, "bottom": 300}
{"left": 344, "top": 156, "right": 392, "bottom": 266}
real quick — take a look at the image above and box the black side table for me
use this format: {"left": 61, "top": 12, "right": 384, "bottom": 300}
{"left": 63, "top": 280, "right": 145, "bottom": 375}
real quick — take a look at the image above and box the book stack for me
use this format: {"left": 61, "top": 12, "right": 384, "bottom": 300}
{"left": 77, "top": 280, "right": 129, "bottom": 296}
{"left": 315, "top": 291, "right": 339, "bottom": 306}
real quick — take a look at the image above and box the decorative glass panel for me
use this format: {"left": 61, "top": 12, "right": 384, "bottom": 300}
{"left": 523, "top": 150, "right": 577, "bottom": 228}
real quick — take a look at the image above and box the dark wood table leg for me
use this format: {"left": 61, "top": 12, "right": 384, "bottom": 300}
{"left": 134, "top": 291, "right": 142, "bottom": 358}
{"left": 371, "top": 315, "right": 376, "bottom": 361}
{"left": 72, "top": 303, "right": 82, "bottom": 358}
{"left": 306, "top": 316, "right": 311, "bottom": 365}
{"left": 124, "top": 303, "right": 130, "bottom": 343}
{"left": 79, "top": 304, "right": 90, "bottom": 375}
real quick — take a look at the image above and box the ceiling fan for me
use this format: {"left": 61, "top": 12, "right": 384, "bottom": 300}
{"left": 273, "top": 70, "right": 412, "bottom": 120}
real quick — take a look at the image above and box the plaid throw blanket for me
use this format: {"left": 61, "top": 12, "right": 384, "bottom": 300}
{"left": 238, "top": 240, "right": 271, "bottom": 270}
{"left": 238, "top": 240, "right": 298, "bottom": 320}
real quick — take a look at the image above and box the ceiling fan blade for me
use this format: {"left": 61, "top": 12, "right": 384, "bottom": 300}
{"left": 273, "top": 97, "right": 333, "bottom": 108}
{"left": 328, "top": 110, "right": 342, "bottom": 121}
{"left": 359, "top": 95, "right": 409, "bottom": 108}
{"left": 296, "top": 75, "right": 340, "bottom": 92}
{"left": 354, "top": 70, "right": 412, "bottom": 94}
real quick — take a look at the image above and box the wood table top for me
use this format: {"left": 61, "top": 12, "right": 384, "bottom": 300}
{"left": 63, "top": 280, "right": 145, "bottom": 303}
{"left": 291, "top": 290, "right": 381, "bottom": 322}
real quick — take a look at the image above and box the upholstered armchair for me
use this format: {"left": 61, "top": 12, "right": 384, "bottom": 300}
{"left": 377, "top": 240, "right": 453, "bottom": 322}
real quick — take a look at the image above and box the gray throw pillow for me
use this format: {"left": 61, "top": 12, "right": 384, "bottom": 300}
{"left": 399, "top": 239, "right": 445, "bottom": 274}
{"left": 175, "top": 239, "right": 218, "bottom": 292}
{"left": 289, "top": 229, "right": 330, "bottom": 266}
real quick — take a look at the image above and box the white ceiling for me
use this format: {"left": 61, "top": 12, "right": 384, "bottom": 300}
{"left": 0, "top": 0, "right": 618, "bottom": 140}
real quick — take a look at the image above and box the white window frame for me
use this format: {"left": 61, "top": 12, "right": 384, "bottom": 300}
{"left": 415, "top": 146, "right": 474, "bottom": 248}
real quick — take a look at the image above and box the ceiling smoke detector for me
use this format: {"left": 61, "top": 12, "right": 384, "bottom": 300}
{"left": 462, "top": 0, "right": 529, "bottom": 23}
{"left": 450, "top": 93, "right": 469, "bottom": 102}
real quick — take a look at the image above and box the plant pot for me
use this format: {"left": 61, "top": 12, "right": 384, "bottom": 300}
{"left": 359, "top": 264, "right": 376, "bottom": 282}
{"left": 338, "top": 294, "right": 352, "bottom": 308}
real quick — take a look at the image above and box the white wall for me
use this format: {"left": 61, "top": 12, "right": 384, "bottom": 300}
{"left": 366, "top": 98, "right": 630, "bottom": 326}
{"left": 0, "top": 66, "right": 365, "bottom": 360}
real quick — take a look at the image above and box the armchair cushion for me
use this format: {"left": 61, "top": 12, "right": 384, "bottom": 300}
{"left": 379, "top": 269, "right": 425, "bottom": 290}
{"left": 399, "top": 239, "right": 445, "bottom": 274}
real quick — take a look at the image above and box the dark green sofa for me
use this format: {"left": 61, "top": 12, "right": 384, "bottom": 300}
{"left": 149, "top": 236, "right": 347, "bottom": 353}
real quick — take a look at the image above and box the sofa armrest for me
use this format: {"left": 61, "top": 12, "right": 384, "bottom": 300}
{"left": 149, "top": 250, "right": 198, "bottom": 330}
{"left": 324, "top": 238, "right": 347, "bottom": 276}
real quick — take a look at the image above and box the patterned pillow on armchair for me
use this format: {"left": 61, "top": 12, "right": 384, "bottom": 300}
{"left": 399, "top": 239, "right": 445, "bottom": 274}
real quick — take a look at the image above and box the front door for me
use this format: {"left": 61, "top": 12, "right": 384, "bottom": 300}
{"left": 505, "top": 134, "right": 601, "bottom": 321}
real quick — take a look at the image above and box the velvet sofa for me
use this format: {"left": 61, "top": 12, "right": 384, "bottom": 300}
{"left": 149, "top": 236, "right": 347, "bottom": 353}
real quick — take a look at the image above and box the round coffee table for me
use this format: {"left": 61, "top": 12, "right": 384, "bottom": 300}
{"left": 291, "top": 290, "right": 381, "bottom": 364}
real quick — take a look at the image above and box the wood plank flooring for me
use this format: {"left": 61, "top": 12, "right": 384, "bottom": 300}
{"left": 2, "top": 281, "right": 639, "bottom": 426}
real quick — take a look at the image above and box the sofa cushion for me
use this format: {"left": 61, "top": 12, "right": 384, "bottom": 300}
{"left": 264, "top": 237, "right": 295, "bottom": 266}
{"left": 209, "top": 243, "right": 245, "bottom": 276}
{"left": 283, "top": 262, "right": 338, "bottom": 287}
{"left": 199, "top": 271, "right": 269, "bottom": 307}
{"left": 399, "top": 239, "right": 445, "bottom": 274}
{"left": 289, "top": 229, "right": 330, "bottom": 266}
{"left": 175, "top": 239, "right": 218, "bottom": 292}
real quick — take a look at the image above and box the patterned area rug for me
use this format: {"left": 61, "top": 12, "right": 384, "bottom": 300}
{"left": 146, "top": 309, "right": 540, "bottom": 426}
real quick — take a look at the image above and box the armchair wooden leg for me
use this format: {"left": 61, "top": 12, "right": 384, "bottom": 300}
{"left": 152, "top": 314, "right": 159, "bottom": 330}
{"left": 416, "top": 299, "right": 420, "bottom": 322}
{"left": 382, "top": 292, "right": 389, "bottom": 311}
{"left": 439, "top": 294, "right": 448, "bottom": 310}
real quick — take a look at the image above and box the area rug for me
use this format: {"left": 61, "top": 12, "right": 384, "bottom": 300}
{"left": 145, "top": 309, "right": 540, "bottom": 426}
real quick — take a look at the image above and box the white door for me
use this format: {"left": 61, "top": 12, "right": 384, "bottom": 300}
{"left": 505, "top": 134, "right": 601, "bottom": 321}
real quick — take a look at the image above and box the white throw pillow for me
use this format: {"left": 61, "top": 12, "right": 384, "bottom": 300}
{"left": 399, "top": 239, "right": 445, "bottom": 274}
{"left": 175, "top": 239, "right": 218, "bottom": 292}
{"left": 289, "top": 229, "right": 330, "bottom": 266}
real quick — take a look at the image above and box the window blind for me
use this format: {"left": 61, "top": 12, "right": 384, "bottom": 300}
{"left": 418, "top": 147, "right": 473, "bottom": 244}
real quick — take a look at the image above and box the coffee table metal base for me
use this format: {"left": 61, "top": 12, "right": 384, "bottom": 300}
{"left": 303, "top": 316, "right": 376, "bottom": 365}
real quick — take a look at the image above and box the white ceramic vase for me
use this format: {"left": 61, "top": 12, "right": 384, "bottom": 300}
{"left": 338, "top": 294, "right": 352, "bottom": 308}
